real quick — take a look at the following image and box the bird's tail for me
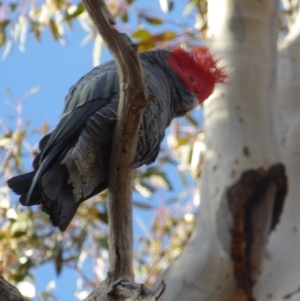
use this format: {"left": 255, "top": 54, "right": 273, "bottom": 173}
{"left": 7, "top": 133, "right": 52, "bottom": 206}
{"left": 7, "top": 169, "right": 80, "bottom": 231}
{"left": 7, "top": 171, "right": 41, "bottom": 206}
{"left": 6, "top": 132, "right": 82, "bottom": 231}
{"left": 40, "top": 160, "right": 80, "bottom": 231}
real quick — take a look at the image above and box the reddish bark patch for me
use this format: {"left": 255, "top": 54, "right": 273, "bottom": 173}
{"left": 268, "top": 164, "right": 287, "bottom": 230}
{"left": 227, "top": 164, "right": 287, "bottom": 301}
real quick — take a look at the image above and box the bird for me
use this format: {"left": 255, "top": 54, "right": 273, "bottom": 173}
{"left": 7, "top": 47, "right": 226, "bottom": 231}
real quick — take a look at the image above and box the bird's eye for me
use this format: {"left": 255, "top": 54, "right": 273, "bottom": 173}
{"left": 189, "top": 76, "right": 194, "bottom": 84}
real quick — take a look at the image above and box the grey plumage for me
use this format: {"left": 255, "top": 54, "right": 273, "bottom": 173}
{"left": 8, "top": 49, "right": 198, "bottom": 231}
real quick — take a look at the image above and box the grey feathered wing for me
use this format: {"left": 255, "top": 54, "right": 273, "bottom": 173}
{"left": 8, "top": 61, "right": 120, "bottom": 231}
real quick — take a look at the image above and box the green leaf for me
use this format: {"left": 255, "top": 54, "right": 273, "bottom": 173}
{"left": 126, "top": 0, "right": 135, "bottom": 4}
{"left": 94, "top": 236, "right": 109, "bottom": 249}
{"left": 0, "top": 20, "right": 10, "bottom": 30}
{"left": 120, "top": 11, "right": 128, "bottom": 23}
{"left": 4, "top": 87, "right": 14, "bottom": 96}
{"left": 12, "top": 229, "right": 27, "bottom": 238}
{"left": 31, "top": 21, "right": 42, "bottom": 42}
{"left": 142, "top": 16, "right": 163, "bottom": 25}
{"left": 153, "top": 31, "right": 177, "bottom": 42}
{"left": 132, "top": 29, "right": 151, "bottom": 41}
{"left": 29, "top": 86, "right": 41, "bottom": 94}
{"left": 0, "top": 20, "right": 9, "bottom": 47}
{"left": 0, "top": 135, "right": 12, "bottom": 149}
{"left": 74, "top": 229, "right": 87, "bottom": 249}
{"left": 143, "top": 167, "right": 165, "bottom": 177}
{"left": 97, "top": 211, "right": 108, "bottom": 224}
{"left": 11, "top": 258, "right": 32, "bottom": 282}
{"left": 183, "top": 0, "right": 197, "bottom": 16}
{"left": 49, "top": 19, "right": 60, "bottom": 40}
{"left": 185, "top": 114, "right": 198, "bottom": 126}
{"left": 65, "top": 3, "right": 85, "bottom": 21}
{"left": 55, "top": 246, "right": 63, "bottom": 275}
{"left": 9, "top": 3, "right": 17, "bottom": 11}
{"left": 54, "top": 0, "right": 64, "bottom": 9}
{"left": 177, "top": 136, "right": 190, "bottom": 146}
{"left": 134, "top": 180, "right": 155, "bottom": 198}
{"left": 136, "top": 41, "right": 155, "bottom": 51}
{"left": 93, "top": 34, "right": 104, "bottom": 66}
{"left": 137, "top": 167, "right": 173, "bottom": 190}
{"left": 132, "top": 200, "right": 153, "bottom": 210}
{"left": 0, "top": 232, "right": 6, "bottom": 240}
{"left": 10, "top": 215, "right": 30, "bottom": 238}
{"left": 159, "top": 155, "right": 177, "bottom": 165}
{"left": 178, "top": 170, "right": 188, "bottom": 186}
{"left": 149, "top": 173, "right": 172, "bottom": 189}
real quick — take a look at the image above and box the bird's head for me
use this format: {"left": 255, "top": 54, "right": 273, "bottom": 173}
{"left": 166, "top": 47, "right": 227, "bottom": 103}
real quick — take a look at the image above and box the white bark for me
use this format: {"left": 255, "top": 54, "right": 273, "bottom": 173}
{"left": 254, "top": 4, "right": 300, "bottom": 300}
{"left": 161, "top": 1, "right": 281, "bottom": 300}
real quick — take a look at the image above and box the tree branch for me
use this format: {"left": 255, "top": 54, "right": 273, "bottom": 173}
{"left": 0, "top": 276, "right": 25, "bottom": 301}
{"left": 81, "top": 0, "right": 146, "bottom": 283}
{"left": 85, "top": 278, "right": 166, "bottom": 301}
{"left": 81, "top": 0, "right": 165, "bottom": 300}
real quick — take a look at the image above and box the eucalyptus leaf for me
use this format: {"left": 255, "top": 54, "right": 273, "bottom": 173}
{"left": 65, "top": 3, "right": 85, "bottom": 21}
{"left": 142, "top": 15, "right": 163, "bottom": 25}
{"left": 49, "top": 19, "right": 60, "bottom": 40}
{"left": 133, "top": 200, "right": 153, "bottom": 210}
{"left": 132, "top": 29, "right": 151, "bottom": 41}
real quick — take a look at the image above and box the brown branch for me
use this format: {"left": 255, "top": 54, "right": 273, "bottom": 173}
{"left": 81, "top": 0, "right": 146, "bottom": 283}
{"left": 81, "top": 0, "right": 166, "bottom": 300}
{"left": 0, "top": 276, "right": 26, "bottom": 301}
{"left": 85, "top": 278, "right": 166, "bottom": 301}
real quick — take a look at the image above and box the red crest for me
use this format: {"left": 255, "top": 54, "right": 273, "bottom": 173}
{"left": 167, "top": 47, "right": 227, "bottom": 103}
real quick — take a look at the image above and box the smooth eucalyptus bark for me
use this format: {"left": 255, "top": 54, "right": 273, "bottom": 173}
{"left": 255, "top": 7, "right": 300, "bottom": 300}
{"left": 160, "top": 1, "right": 280, "bottom": 301}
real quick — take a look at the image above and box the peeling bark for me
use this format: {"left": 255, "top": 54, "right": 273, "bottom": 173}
{"left": 217, "top": 164, "right": 287, "bottom": 300}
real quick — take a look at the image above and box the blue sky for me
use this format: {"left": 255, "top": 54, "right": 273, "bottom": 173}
{"left": 0, "top": 1, "right": 199, "bottom": 299}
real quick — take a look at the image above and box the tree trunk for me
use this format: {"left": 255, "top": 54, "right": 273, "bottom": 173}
{"left": 160, "top": 1, "right": 290, "bottom": 300}
{"left": 254, "top": 4, "right": 300, "bottom": 300}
